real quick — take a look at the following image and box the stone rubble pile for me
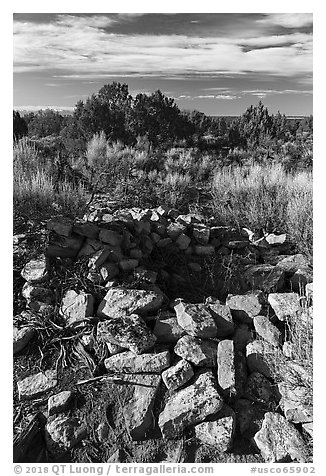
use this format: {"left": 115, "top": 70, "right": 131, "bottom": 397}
{"left": 13, "top": 207, "right": 313, "bottom": 462}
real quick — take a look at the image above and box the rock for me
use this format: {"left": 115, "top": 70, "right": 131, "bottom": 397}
{"left": 22, "top": 283, "right": 52, "bottom": 303}
{"left": 13, "top": 326, "right": 35, "bottom": 354}
{"left": 194, "top": 404, "right": 236, "bottom": 451}
{"left": 99, "top": 229, "right": 123, "bottom": 246}
{"left": 45, "top": 415, "right": 87, "bottom": 454}
{"left": 268, "top": 293, "right": 301, "bottom": 321}
{"left": 194, "top": 245, "right": 215, "bottom": 255}
{"left": 193, "top": 224, "right": 210, "bottom": 245}
{"left": 134, "top": 268, "right": 157, "bottom": 284}
{"left": 97, "top": 314, "right": 156, "bottom": 354}
{"left": 232, "top": 324, "right": 254, "bottom": 352}
{"left": 217, "top": 340, "right": 239, "bottom": 400}
{"left": 162, "top": 359, "right": 194, "bottom": 392}
{"left": 167, "top": 222, "right": 187, "bottom": 240}
{"left": 246, "top": 340, "right": 282, "bottom": 379}
{"left": 73, "top": 221, "right": 100, "bottom": 239}
{"left": 21, "top": 255, "right": 48, "bottom": 283}
{"left": 254, "top": 412, "right": 309, "bottom": 462}
{"left": 60, "top": 290, "right": 94, "bottom": 326}
{"left": 174, "top": 335, "right": 218, "bottom": 367}
{"left": 305, "top": 282, "right": 313, "bottom": 304}
{"left": 114, "top": 373, "right": 161, "bottom": 440}
{"left": 244, "top": 372, "right": 276, "bottom": 405}
{"left": 276, "top": 254, "right": 310, "bottom": 274}
{"left": 47, "top": 233, "right": 84, "bottom": 258}
{"left": 302, "top": 422, "right": 313, "bottom": 438}
{"left": 174, "top": 301, "right": 218, "bottom": 338}
{"left": 153, "top": 315, "right": 186, "bottom": 343}
{"left": 104, "top": 350, "right": 170, "bottom": 373}
{"left": 253, "top": 315, "right": 282, "bottom": 347}
{"left": 205, "top": 297, "right": 234, "bottom": 337}
{"left": 176, "top": 233, "right": 191, "bottom": 250}
{"left": 78, "top": 239, "right": 102, "bottom": 258}
{"left": 48, "top": 391, "right": 73, "bottom": 416}
{"left": 278, "top": 383, "right": 313, "bottom": 424}
{"left": 97, "top": 287, "right": 163, "bottom": 320}
{"left": 119, "top": 259, "right": 139, "bottom": 272}
{"left": 226, "top": 291, "right": 265, "bottom": 323}
{"left": 158, "top": 370, "right": 224, "bottom": 439}
{"left": 129, "top": 249, "right": 143, "bottom": 260}
{"left": 243, "top": 265, "right": 285, "bottom": 292}
{"left": 88, "top": 246, "right": 121, "bottom": 268}
{"left": 290, "top": 269, "right": 313, "bottom": 292}
{"left": 265, "top": 233, "right": 286, "bottom": 245}
{"left": 157, "top": 237, "right": 173, "bottom": 248}
{"left": 88, "top": 262, "right": 119, "bottom": 284}
{"left": 47, "top": 217, "right": 73, "bottom": 237}
{"left": 282, "top": 341, "right": 295, "bottom": 358}
{"left": 17, "top": 370, "right": 57, "bottom": 400}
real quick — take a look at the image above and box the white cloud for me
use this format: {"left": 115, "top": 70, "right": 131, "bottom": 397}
{"left": 258, "top": 13, "right": 312, "bottom": 29}
{"left": 13, "top": 15, "right": 312, "bottom": 79}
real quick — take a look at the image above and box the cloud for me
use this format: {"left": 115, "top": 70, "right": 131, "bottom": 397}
{"left": 258, "top": 13, "right": 312, "bottom": 29}
{"left": 13, "top": 14, "right": 312, "bottom": 79}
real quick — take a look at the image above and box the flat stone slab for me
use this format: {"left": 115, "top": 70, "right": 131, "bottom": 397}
{"left": 13, "top": 326, "right": 35, "bottom": 354}
{"left": 226, "top": 291, "right": 265, "bottom": 323}
{"left": 104, "top": 350, "right": 170, "bottom": 373}
{"left": 268, "top": 293, "right": 301, "bottom": 321}
{"left": 174, "top": 301, "right": 218, "bottom": 338}
{"left": 243, "top": 265, "right": 285, "bottom": 292}
{"left": 59, "top": 290, "right": 94, "bottom": 326}
{"left": 21, "top": 255, "right": 48, "bottom": 283}
{"left": 48, "top": 391, "right": 73, "bottom": 416}
{"left": 17, "top": 370, "right": 57, "bottom": 400}
{"left": 174, "top": 335, "right": 218, "bottom": 367}
{"left": 97, "top": 287, "right": 164, "bottom": 320}
{"left": 45, "top": 415, "right": 87, "bottom": 454}
{"left": 97, "top": 314, "right": 157, "bottom": 354}
{"left": 159, "top": 370, "right": 224, "bottom": 438}
{"left": 253, "top": 315, "right": 282, "bottom": 347}
{"left": 254, "top": 412, "right": 309, "bottom": 462}
{"left": 162, "top": 359, "right": 194, "bottom": 392}
{"left": 194, "top": 404, "right": 236, "bottom": 452}
{"left": 217, "top": 340, "right": 237, "bottom": 399}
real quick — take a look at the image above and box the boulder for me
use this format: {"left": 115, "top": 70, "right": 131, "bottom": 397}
{"left": 243, "top": 265, "right": 285, "bottom": 292}
{"left": 205, "top": 297, "right": 234, "bottom": 337}
{"left": 253, "top": 315, "right": 282, "bottom": 347}
{"left": 48, "top": 391, "right": 73, "bottom": 416}
{"left": 226, "top": 291, "right": 265, "bottom": 323}
{"left": 246, "top": 340, "right": 282, "bottom": 379}
{"left": 268, "top": 293, "right": 301, "bottom": 321}
{"left": 174, "top": 335, "right": 218, "bottom": 367}
{"left": 13, "top": 326, "right": 35, "bottom": 354}
{"left": 254, "top": 412, "right": 309, "bottom": 462}
{"left": 45, "top": 415, "right": 87, "bottom": 454}
{"left": 59, "top": 290, "right": 94, "bottom": 326}
{"left": 276, "top": 254, "right": 310, "bottom": 274}
{"left": 21, "top": 255, "right": 48, "bottom": 283}
{"left": 97, "top": 314, "right": 156, "bottom": 354}
{"left": 194, "top": 404, "right": 236, "bottom": 452}
{"left": 174, "top": 301, "right": 218, "bottom": 338}
{"left": 162, "top": 359, "right": 194, "bottom": 392}
{"left": 17, "top": 370, "right": 57, "bottom": 400}
{"left": 104, "top": 350, "right": 170, "bottom": 373}
{"left": 97, "top": 287, "right": 164, "bottom": 320}
{"left": 158, "top": 370, "right": 224, "bottom": 439}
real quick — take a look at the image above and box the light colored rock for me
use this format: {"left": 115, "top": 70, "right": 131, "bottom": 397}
{"left": 205, "top": 297, "right": 234, "bottom": 337}
{"left": 174, "top": 301, "right": 218, "bottom": 338}
{"left": 244, "top": 265, "right": 285, "bottom": 292}
{"left": 217, "top": 340, "right": 237, "bottom": 399}
{"left": 176, "top": 233, "right": 191, "bottom": 250}
{"left": 305, "top": 282, "right": 313, "bottom": 304}
{"left": 282, "top": 341, "right": 294, "bottom": 358}
{"left": 13, "top": 326, "right": 35, "bottom": 354}
{"left": 268, "top": 293, "right": 301, "bottom": 321}
{"left": 226, "top": 291, "right": 265, "bottom": 323}
{"left": 276, "top": 254, "right": 310, "bottom": 274}
{"left": 45, "top": 415, "right": 87, "bottom": 454}
{"left": 167, "top": 222, "right": 187, "bottom": 240}
{"left": 153, "top": 316, "right": 185, "bottom": 343}
{"left": 159, "top": 370, "right": 223, "bottom": 439}
{"left": 253, "top": 315, "right": 282, "bottom": 347}
{"left": 48, "top": 391, "right": 73, "bottom": 416}
{"left": 174, "top": 335, "right": 218, "bottom": 367}
{"left": 194, "top": 245, "right": 215, "bottom": 256}
{"left": 246, "top": 340, "right": 282, "bottom": 379}
{"left": 97, "top": 287, "right": 163, "bottom": 320}
{"left": 60, "top": 290, "right": 94, "bottom": 326}
{"left": 265, "top": 233, "right": 286, "bottom": 245}
{"left": 17, "top": 370, "right": 57, "bottom": 400}
{"left": 21, "top": 255, "right": 48, "bottom": 283}
{"left": 162, "top": 359, "right": 194, "bottom": 391}
{"left": 302, "top": 422, "right": 313, "bottom": 438}
{"left": 193, "top": 225, "right": 210, "bottom": 245}
{"left": 97, "top": 314, "right": 156, "bottom": 354}
{"left": 244, "top": 372, "right": 275, "bottom": 405}
{"left": 104, "top": 350, "right": 170, "bottom": 373}
{"left": 278, "top": 383, "right": 313, "bottom": 424}
{"left": 194, "top": 404, "right": 236, "bottom": 451}
{"left": 254, "top": 412, "right": 309, "bottom": 462}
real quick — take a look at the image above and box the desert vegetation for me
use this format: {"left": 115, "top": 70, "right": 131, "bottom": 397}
{"left": 13, "top": 82, "right": 313, "bottom": 464}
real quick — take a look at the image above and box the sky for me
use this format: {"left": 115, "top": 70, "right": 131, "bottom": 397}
{"left": 13, "top": 12, "right": 313, "bottom": 116}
